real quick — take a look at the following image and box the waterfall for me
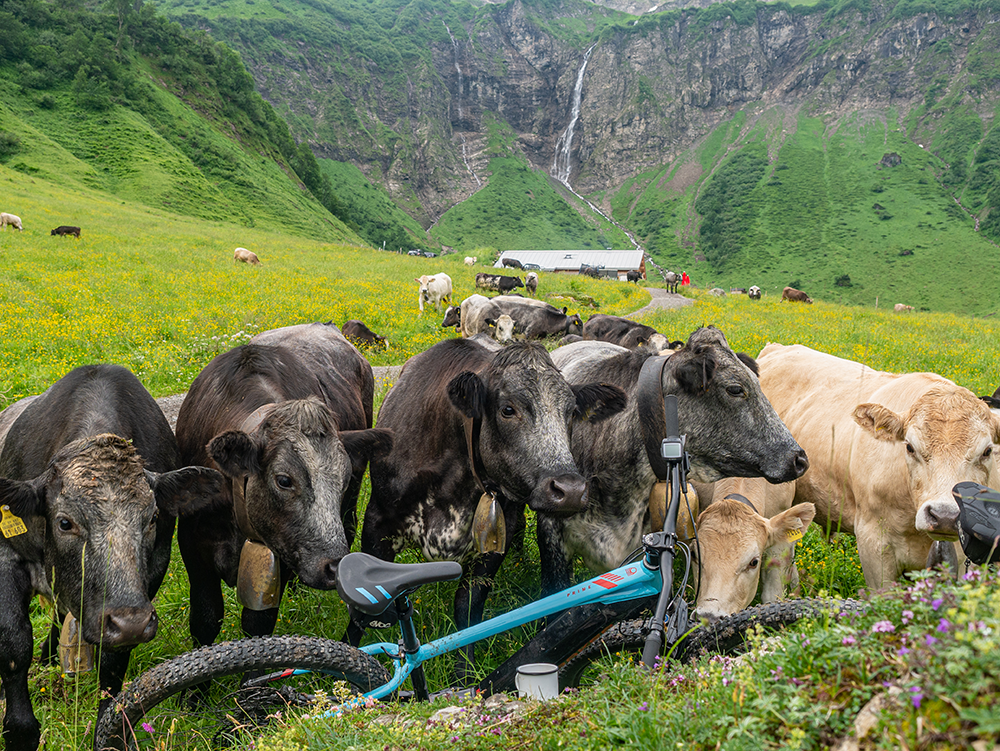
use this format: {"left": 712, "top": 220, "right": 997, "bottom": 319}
{"left": 445, "top": 24, "right": 481, "bottom": 187}
{"left": 552, "top": 45, "right": 595, "bottom": 187}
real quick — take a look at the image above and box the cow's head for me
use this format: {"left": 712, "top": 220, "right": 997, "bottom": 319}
{"left": 565, "top": 314, "right": 583, "bottom": 337}
{"left": 0, "top": 434, "right": 223, "bottom": 647}
{"left": 442, "top": 306, "right": 461, "bottom": 329}
{"left": 486, "top": 314, "right": 516, "bottom": 343}
{"left": 448, "top": 343, "right": 626, "bottom": 517}
{"left": 209, "top": 399, "right": 392, "bottom": 589}
{"left": 659, "top": 326, "right": 809, "bottom": 484}
{"left": 854, "top": 385, "right": 1000, "bottom": 542}
{"left": 691, "top": 497, "right": 816, "bottom": 624}
{"left": 637, "top": 332, "right": 669, "bottom": 354}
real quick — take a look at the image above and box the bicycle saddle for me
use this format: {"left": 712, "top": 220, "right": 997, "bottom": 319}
{"left": 337, "top": 553, "right": 463, "bottom": 615}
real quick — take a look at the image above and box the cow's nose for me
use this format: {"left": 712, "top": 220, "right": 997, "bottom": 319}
{"left": 530, "top": 474, "right": 588, "bottom": 517}
{"left": 791, "top": 450, "right": 809, "bottom": 478}
{"left": 924, "top": 503, "right": 960, "bottom": 535}
{"left": 692, "top": 607, "right": 722, "bottom": 626}
{"left": 103, "top": 607, "right": 157, "bottom": 646}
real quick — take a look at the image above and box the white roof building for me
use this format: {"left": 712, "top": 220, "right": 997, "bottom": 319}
{"left": 494, "top": 250, "right": 646, "bottom": 279}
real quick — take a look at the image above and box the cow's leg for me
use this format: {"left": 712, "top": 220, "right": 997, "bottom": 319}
{"left": 536, "top": 517, "right": 574, "bottom": 597}
{"left": 344, "top": 518, "right": 401, "bottom": 647}
{"left": 453, "top": 551, "right": 504, "bottom": 685}
{"left": 39, "top": 623, "right": 59, "bottom": 665}
{"left": 179, "top": 521, "right": 225, "bottom": 647}
{"left": 0, "top": 561, "right": 40, "bottom": 751}
{"left": 341, "top": 468, "right": 366, "bottom": 550}
{"left": 241, "top": 604, "right": 280, "bottom": 638}
{"left": 856, "top": 517, "right": 902, "bottom": 588}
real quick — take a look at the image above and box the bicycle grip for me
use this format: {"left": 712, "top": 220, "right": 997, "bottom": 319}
{"left": 641, "top": 629, "right": 662, "bottom": 669}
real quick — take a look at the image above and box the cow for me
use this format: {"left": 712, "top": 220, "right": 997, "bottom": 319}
{"left": 475, "top": 272, "right": 524, "bottom": 294}
{"left": 342, "top": 319, "right": 387, "bottom": 349}
{"left": 460, "top": 294, "right": 516, "bottom": 342}
{"left": 352, "top": 339, "right": 627, "bottom": 676}
{"left": 490, "top": 296, "right": 583, "bottom": 339}
{"left": 1, "top": 212, "right": 23, "bottom": 231}
{"left": 544, "top": 328, "right": 809, "bottom": 595}
{"left": 582, "top": 313, "right": 670, "bottom": 353}
{"left": 234, "top": 247, "right": 261, "bottom": 265}
{"left": 50, "top": 225, "right": 81, "bottom": 238}
{"left": 174, "top": 322, "right": 393, "bottom": 647}
{"left": 664, "top": 271, "right": 679, "bottom": 294}
{"left": 748, "top": 286, "right": 762, "bottom": 300}
{"left": 0, "top": 365, "right": 223, "bottom": 751}
{"left": 501, "top": 257, "right": 524, "bottom": 270}
{"left": 579, "top": 265, "right": 601, "bottom": 278}
{"left": 689, "top": 477, "right": 814, "bottom": 623}
{"left": 781, "top": 287, "right": 812, "bottom": 303}
{"left": 525, "top": 271, "right": 538, "bottom": 297}
{"left": 442, "top": 305, "right": 462, "bottom": 331}
{"left": 626, "top": 270, "right": 643, "bottom": 283}
{"left": 894, "top": 303, "right": 915, "bottom": 313}
{"left": 464, "top": 257, "right": 477, "bottom": 266}
{"left": 416, "top": 273, "right": 452, "bottom": 313}
{"left": 756, "top": 343, "right": 1000, "bottom": 587}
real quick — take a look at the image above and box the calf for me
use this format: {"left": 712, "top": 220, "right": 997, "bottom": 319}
{"left": 417, "top": 273, "right": 453, "bottom": 313}
{"left": 1, "top": 212, "right": 23, "bottom": 231}
{"left": 0, "top": 365, "right": 222, "bottom": 751}
{"left": 342, "top": 319, "right": 387, "bottom": 349}
{"left": 355, "top": 340, "right": 626, "bottom": 675}
{"left": 234, "top": 247, "right": 261, "bottom": 265}
{"left": 894, "top": 303, "right": 915, "bottom": 312}
{"left": 475, "top": 272, "right": 524, "bottom": 294}
{"left": 442, "top": 305, "right": 462, "bottom": 330}
{"left": 545, "top": 328, "right": 808, "bottom": 594}
{"left": 50, "top": 225, "right": 81, "bottom": 238}
{"left": 781, "top": 286, "right": 812, "bottom": 303}
{"left": 626, "top": 270, "right": 643, "bottom": 283}
{"left": 501, "top": 257, "right": 524, "bottom": 270}
{"left": 583, "top": 313, "right": 670, "bottom": 353}
{"left": 525, "top": 271, "right": 538, "bottom": 297}
{"left": 175, "top": 322, "right": 392, "bottom": 646}
{"left": 464, "top": 256, "right": 477, "bottom": 266}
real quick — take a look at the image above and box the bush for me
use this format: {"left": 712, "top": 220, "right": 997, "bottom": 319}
{"left": 0, "top": 132, "right": 21, "bottom": 162}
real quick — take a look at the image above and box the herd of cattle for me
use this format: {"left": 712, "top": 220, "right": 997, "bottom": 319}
{"left": 1, "top": 211, "right": 83, "bottom": 237}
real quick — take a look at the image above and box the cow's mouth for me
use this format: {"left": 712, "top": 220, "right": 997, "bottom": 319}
{"left": 527, "top": 473, "right": 589, "bottom": 517}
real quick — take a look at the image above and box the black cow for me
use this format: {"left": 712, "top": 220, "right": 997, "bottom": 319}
{"left": 501, "top": 257, "right": 524, "bottom": 270}
{"left": 476, "top": 272, "right": 524, "bottom": 293}
{"left": 175, "top": 322, "right": 392, "bottom": 646}
{"left": 353, "top": 340, "right": 626, "bottom": 676}
{"left": 441, "top": 305, "right": 461, "bottom": 330}
{"left": 626, "top": 270, "right": 643, "bottom": 283}
{"left": 545, "top": 328, "right": 809, "bottom": 595}
{"left": 0, "top": 365, "right": 222, "bottom": 751}
{"left": 342, "top": 319, "right": 387, "bottom": 349}
{"left": 490, "top": 296, "right": 583, "bottom": 339}
{"left": 583, "top": 313, "right": 670, "bottom": 353}
{"left": 579, "top": 264, "right": 601, "bottom": 278}
{"left": 50, "top": 225, "right": 81, "bottom": 238}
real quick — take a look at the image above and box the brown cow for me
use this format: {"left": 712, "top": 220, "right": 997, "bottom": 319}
{"left": 757, "top": 343, "right": 1000, "bottom": 587}
{"left": 781, "top": 287, "right": 812, "bottom": 303}
{"left": 234, "top": 247, "right": 261, "bottom": 265}
{"left": 342, "top": 319, "right": 387, "bottom": 349}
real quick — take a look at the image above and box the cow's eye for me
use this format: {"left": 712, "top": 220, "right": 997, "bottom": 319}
{"left": 726, "top": 385, "right": 745, "bottom": 397}
{"left": 58, "top": 518, "right": 74, "bottom": 533}
{"left": 983, "top": 446, "right": 993, "bottom": 460}
{"left": 905, "top": 443, "right": 916, "bottom": 455}
{"left": 148, "top": 509, "right": 159, "bottom": 528}
{"left": 275, "top": 475, "right": 294, "bottom": 490}
{"left": 748, "top": 557, "right": 760, "bottom": 570}
{"left": 500, "top": 405, "right": 517, "bottom": 419}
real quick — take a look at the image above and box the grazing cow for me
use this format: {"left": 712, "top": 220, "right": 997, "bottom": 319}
{"left": 0, "top": 365, "right": 223, "bottom": 751}
{"left": 460, "top": 294, "right": 516, "bottom": 342}
{"left": 689, "top": 477, "right": 814, "bottom": 623}
{"left": 175, "top": 322, "right": 392, "bottom": 646}
{"left": 442, "top": 305, "right": 462, "bottom": 331}
{"left": 50, "top": 225, "right": 81, "bottom": 238}
{"left": 626, "top": 270, "right": 643, "bottom": 283}
{"left": 544, "top": 328, "right": 808, "bottom": 594}
{"left": 342, "top": 319, "right": 387, "bottom": 349}
{"left": 234, "top": 247, "right": 261, "bottom": 265}
{"left": 475, "top": 272, "right": 524, "bottom": 294}
{"left": 579, "top": 265, "right": 601, "bottom": 278}
{"left": 781, "top": 286, "right": 812, "bottom": 303}
{"left": 1, "top": 212, "right": 23, "bottom": 231}
{"left": 748, "top": 286, "right": 762, "bottom": 300}
{"left": 464, "top": 256, "right": 477, "bottom": 266}
{"left": 525, "top": 271, "right": 538, "bottom": 297}
{"left": 664, "top": 271, "right": 680, "bottom": 293}
{"left": 490, "top": 296, "right": 583, "bottom": 339}
{"left": 894, "top": 303, "right": 915, "bottom": 313}
{"left": 501, "top": 257, "right": 524, "bottom": 270}
{"left": 416, "top": 273, "right": 453, "bottom": 313}
{"left": 583, "top": 313, "right": 670, "bottom": 353}
{"left": 757, "top": 343, "right": 1000, "bottom": 586}
{"left": 354, "top": 340, "right": 627, "bottom": 674}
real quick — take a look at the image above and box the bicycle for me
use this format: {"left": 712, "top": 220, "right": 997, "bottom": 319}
{"left": 95, "top": 382, "right": 864, "bottom": 750}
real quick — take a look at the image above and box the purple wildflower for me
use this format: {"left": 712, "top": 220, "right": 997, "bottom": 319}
{"left": 871, "top": 621, "right": 896, "bottom": 634}
{"left": 842, "top": 635, "right": 857, "bottom": 646}
{"left": 924, "top": 634, "right": 938, "bottom": 646}
{"left": 639, "top": 702, "right": 649, "bottom": 712}
{"left": 141, "top": 722, "right": 154, "bottom": 733}
{"left": 931, "top": 598, "right": 943, "bottom": 611}
{"left": 901, "top": 610, "right": 914, "bottom": 625}
{"left": 909, "top": 686, "right": 923, "bottom": 709}
{"left": 936, "top": 618, "right": 951, "bottom": 633}
{"left": 897, "top": 647, "right": 910, "bottom": 656}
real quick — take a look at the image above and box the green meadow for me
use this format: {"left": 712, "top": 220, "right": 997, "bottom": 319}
{"left": 3, "top": 164, "right": 1000, "bottom": 749}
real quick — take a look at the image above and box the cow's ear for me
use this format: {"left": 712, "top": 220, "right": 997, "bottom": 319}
{"left": 636, "top": 335, "right": 648, "bottom": 347}
{"left": 573, "top": 383, "right": 627, "bottom": 423}
{"left": 765, "top": 503, "right": 816, "bottom": 550}
{"left": 485, "top": 317, "right": 497, "bottom": 328}
{"left": 736, "top": 352, "right": 760, "bottom": 376}
{"left": 989, "top": 412, "right": 1000, "bottom": 445}
{"left": 448, "top": 371, "right": 487, "bottom": 419}
{"left": 0, "top": 476, "right": 46, "bottom": 518}
{"left": 341, "top": 428, "right": 394, "bottom": 474}
{"left": 147, "top": 466, "right": 227, "bottom": 516}
{"left": 561, "top": 307, "right": 568, "bottom": 315}
{"left": 208, "top": 431, "right": 261, "bottom": 477}
{"left": 854, "top": 403, "right": 905, "bottom": 441}
{"left": 672, "top": 348, "right": 718, "bottom": 394}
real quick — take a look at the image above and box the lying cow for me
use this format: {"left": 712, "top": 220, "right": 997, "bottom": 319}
{"left": 1, "top": 212, "right": 23, "bottom": 231}
{"left": 460, "top": 294, "right": 515, "bottom": 342}
{"left": 354, "top": 340, "right": 626, "bottom": 674}
{"left": 490, "top": 295, "right": 583, "bottom": 339}
{"left": 476, "top": 272, "right": 524, "bottom": 294}
{"left": 545, "top": 328, "right": 808, "bottom": 594}
{"left": 894, "top": 303, "right": 915, "bottom": 312}
{"left": 583, "top": 313, "right": 670, "bottom": 353}
{"left": 417, "top": 272, "right": 453, "bottom": 313}
{"left": 757, "top": 343, "right": 1000, "bottom": 586}
{"left": 342, "top": 319, "right": 387, "bottom": 349}
{"left": 748, "top": 285, "right": 762, "bottom": 300}
{"left": 0, "top": 365, "right": 222, "bottom": 751}
{"left": 175, "top": 322, "right": 392, "bottom": 646}
{"left": 781, "top": 286, "right": 812, "bottom": 303}
{"left": 50, "top": 225, "right": 81, "bottom": 238}
{"left": 690, "top": 477, "right": 814, "bottom": 623}
{"left": 234, "top": 247, "right": 261, "bottom": 265}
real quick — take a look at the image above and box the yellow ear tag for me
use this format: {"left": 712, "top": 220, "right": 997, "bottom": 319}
{"left": 1, "top": 505, "right": 27, "bottom": 538}
{"left": 785, "top": 528, "right": 804, "bottom": 544}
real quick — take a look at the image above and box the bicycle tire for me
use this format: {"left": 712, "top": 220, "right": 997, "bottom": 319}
{"left": 94, "top": 635, "right": 390, "bottom": 751}
{"left": 559, "top": 598, "right": 867, "bottom": 687}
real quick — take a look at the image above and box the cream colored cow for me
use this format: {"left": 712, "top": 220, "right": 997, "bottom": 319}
{"left": 757, "top": 343, "right": 1000, "bottom": 587}
{"left": 234, "top": 247, "right": 261, "bottom": 265}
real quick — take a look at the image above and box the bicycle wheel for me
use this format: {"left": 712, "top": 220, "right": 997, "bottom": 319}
{"left": 95, "top": 635, "right": 391, "bottom": 751}
{"left": 559, "top": 598, "right": 867, "bottom": 687}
